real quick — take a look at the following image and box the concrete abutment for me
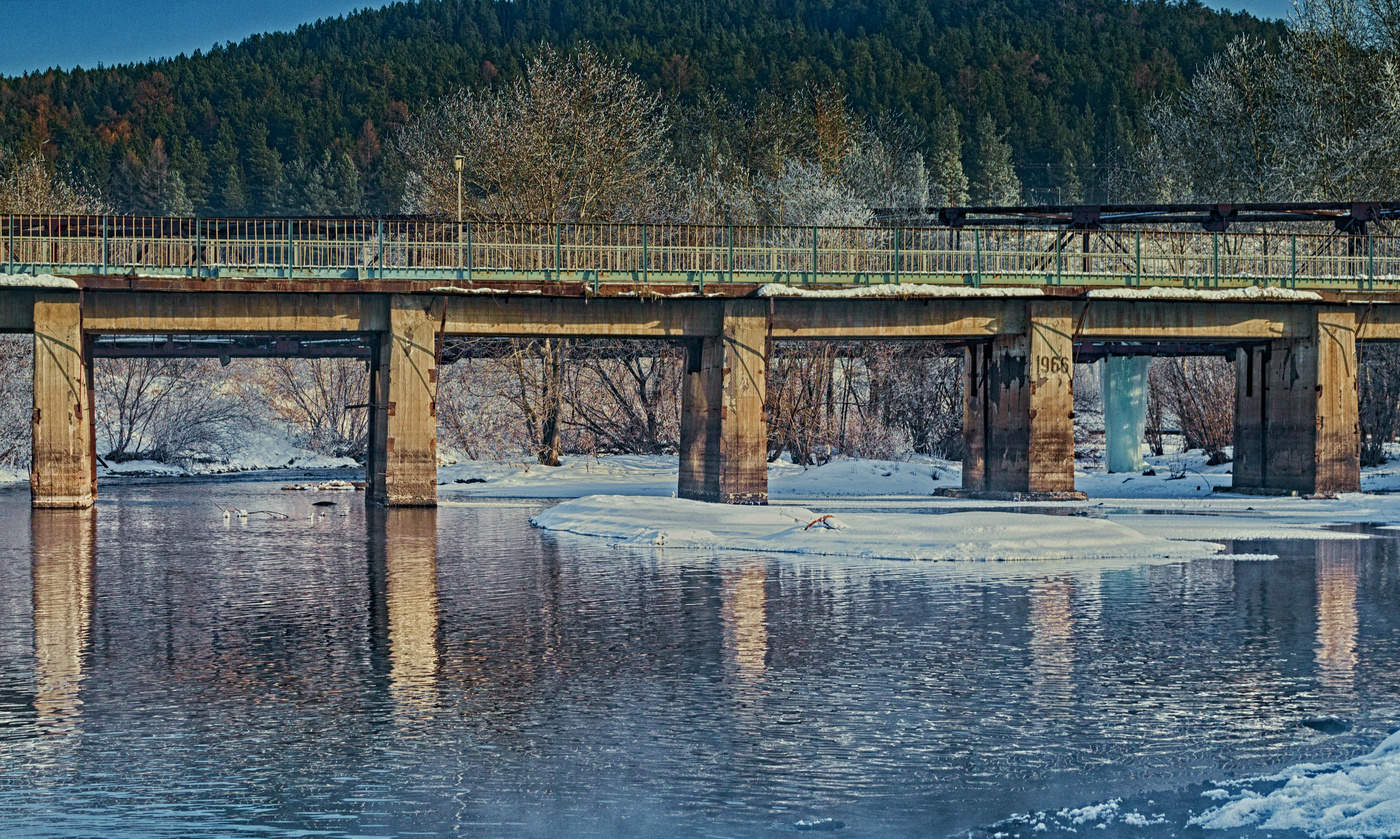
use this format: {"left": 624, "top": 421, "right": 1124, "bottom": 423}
{"left": 30, "top": 293, "right": 95, "bottom": 509}
{"left": 960, "top": 301, "right": 1080, "bottom": 498}
{"left": 678, "top": 299, "right": 769, "bottom": 505}
{"left": 1233, "top": 308, "right": 1360, "bottom": 496}
{"left": 367, "top": 295, "right": 440, "bottom": 507}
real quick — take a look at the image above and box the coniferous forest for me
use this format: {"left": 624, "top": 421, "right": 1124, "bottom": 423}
{"left": 0, "top": 0, "right": 1278, "bottom": 215}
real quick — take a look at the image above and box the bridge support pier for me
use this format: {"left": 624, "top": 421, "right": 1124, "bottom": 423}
{"left": 1233, "top": 309, "right": 1359, "bottom": 495}
{"left": 960, "top": 301, "right": 1081, "bottom": 499}
{"left": 368, "top": 295, "right": 439, "bottom": 507}
{"left": 31, "top": 293, "right": 95, "bottom": 509}
{"left": 678, "top": 299, "right": 768, "bottom": 504}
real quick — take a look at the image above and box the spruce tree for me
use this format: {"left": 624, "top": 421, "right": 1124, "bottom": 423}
{"left": 972, "top": 115, "right": 1022, "bottom": 205}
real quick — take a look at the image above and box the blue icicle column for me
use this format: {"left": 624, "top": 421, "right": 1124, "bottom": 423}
{"left": 1101, "top": 356, "right": 1150, "bottom": 473}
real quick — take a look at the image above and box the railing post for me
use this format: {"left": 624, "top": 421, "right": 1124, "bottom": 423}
{"left": 893, "top": 227, "right": 901, "bottom": 284}
{"left": 973, "top": 228, "right": 983, "bottom": 287}
{"left": 1212, "top": 232, "right": 1220, "bottom": 287}
{"left": 727, "top": 225, "right": 734, "bottom": 283}
{"left": 810, "top": 226, "right": 818, "bottom": 285}
{"left": 465, "top": 221, "right": 473, "bottom": 283}
{"left": 1367, "top": 232, "right": 1375, "bottom": 290}
{"left": 1055, "top": 231, "right": 1062, "bottom": 284}
{"left": 1290, "top": 234, "right": 1298, "bottom": 288}
{"left": 554, "top": 223, "right": 563, "bottom": 282}
{"left": 5, "top": 214, "right": 12, "bottom": 273}
{"left": 193, "top": 216, "right": 202, "bottom": 277}
{"left": 1134, "top": 230, "right": 1141, "bottom": 286}
{"left": 641, "top": 224, "right": 649, "bottom": 285}
{"left": 101, "top": 215, "right": 109, "bottom": 273}
{"left": 286, "top": 219, "right": 294, "bottom": 279}
{"left": 376, "top": 219, "right": 385, "bottom": 280}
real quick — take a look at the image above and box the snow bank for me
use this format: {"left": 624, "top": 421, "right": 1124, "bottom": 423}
{"left": 0, "top": 465, "right": 25, "bottom": 486}
{"left": 1192, "top": 728, "right": 1400, "bottom": 837}
{"left": 440, "top": 454, "right": 958, "bottom": 499}
{"left": 0, "top": 273, "right": 78, "bottom": 289}
{"left": 529, "top": 495, "right": 1225, "bottom": 561}
{"left": 1087, "top": 285, "right": 1322, "bottom": 301}
{"left": 429, "top": 286, "right": 542, "bottom": 295}
{"left": 98, "top": 430, "right": 357, "bottom": 478}
{"left": 754, "top": 283, "right": 1044, "bottom": 298}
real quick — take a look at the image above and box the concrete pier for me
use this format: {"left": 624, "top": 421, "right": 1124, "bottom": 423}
{"left": 30, "top": 293, "right": 95, "bottom": 509}
{"left": 368, "top": 295, "right": 440, "bottom": 507}
{"left": 961, "top": 301, "right": 1079, "bottom": 498}
{"left": 1234, "top": 309, "right": 1360, "bottom": 495}
{"left": 678, "top": 299, "right": 769, "bottom": 504}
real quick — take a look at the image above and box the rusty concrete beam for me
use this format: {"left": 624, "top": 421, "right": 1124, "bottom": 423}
{"left": 441, "top": 296, "right": 720, "bottom": 338}
{"left": 82, "top": 291, "right": 384, "bottom": 334}
{"left": 1073, "top": 300, "right": 1307, "bottom": 341}
{"left": 0, "top": 289, "right": 35, "bottom": 332}
{"left": 768, "top": 298, "right": 1022, "bottom": 340}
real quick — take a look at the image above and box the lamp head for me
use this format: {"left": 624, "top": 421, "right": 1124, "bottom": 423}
{"left": 452, "top": 154, "right": 465, "bottom": 173}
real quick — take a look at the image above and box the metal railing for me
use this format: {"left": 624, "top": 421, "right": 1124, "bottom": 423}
{"left": 5, "top": 215, "right": 1400, "bottom": 291}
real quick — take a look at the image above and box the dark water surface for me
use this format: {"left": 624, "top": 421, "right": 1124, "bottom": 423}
{"left": 1, "top": 477, "right": 1399, "bottom": 838}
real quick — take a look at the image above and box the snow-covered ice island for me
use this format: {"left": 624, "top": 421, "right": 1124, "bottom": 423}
{"left": 527, "top": 494, "right": 1229, "bottom": 562}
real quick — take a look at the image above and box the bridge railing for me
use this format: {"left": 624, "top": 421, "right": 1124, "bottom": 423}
{"left": 3, "top": 214, "right": 1399, "bottom": 289}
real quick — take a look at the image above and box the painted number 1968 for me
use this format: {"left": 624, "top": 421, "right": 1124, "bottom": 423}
{"left": 1035, "top": 355, "right": 1070, "bottom": 376}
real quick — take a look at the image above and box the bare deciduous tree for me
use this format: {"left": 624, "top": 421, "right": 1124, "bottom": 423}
{"left": 250, "top": 359, "right": 369, "bottom": 459}
{"left": 95, "top": 358, "right": 248, "bottom": 462}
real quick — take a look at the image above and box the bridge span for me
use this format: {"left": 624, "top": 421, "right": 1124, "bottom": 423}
{"left": 3, "top": 208, "right": 1397, "bottom": 508}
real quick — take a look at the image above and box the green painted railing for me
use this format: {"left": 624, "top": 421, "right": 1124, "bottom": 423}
{"left": 3, "top": 214, "right": 1399, "bottom": 290}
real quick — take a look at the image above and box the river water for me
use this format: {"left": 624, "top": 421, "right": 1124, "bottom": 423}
{"left": 0, "top": 475, "right": 1398, "bottom": 838}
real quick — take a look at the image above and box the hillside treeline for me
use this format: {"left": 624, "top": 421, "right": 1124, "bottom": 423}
{"left": 0, "top": 0, "right": 1277, "bottom": 215}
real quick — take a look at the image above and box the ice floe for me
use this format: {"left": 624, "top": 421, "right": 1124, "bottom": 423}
{"left": 529, "top": 495, "right": 1226, "bottom": 561}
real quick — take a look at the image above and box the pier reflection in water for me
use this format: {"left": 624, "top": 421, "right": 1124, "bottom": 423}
{"left": 1, "top": 483, "right": 1400, "bottom": 838}
{"left": 30, "top": 510, "right": 96, "bottom": 735}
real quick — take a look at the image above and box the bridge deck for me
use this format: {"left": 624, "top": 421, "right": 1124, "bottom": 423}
{"left": 7, "top": 215, "right": 1400, "bottom": 292}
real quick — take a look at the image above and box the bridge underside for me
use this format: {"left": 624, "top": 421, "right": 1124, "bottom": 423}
{"left": 11, "top": 283, "right": 1384, "bottom": 508}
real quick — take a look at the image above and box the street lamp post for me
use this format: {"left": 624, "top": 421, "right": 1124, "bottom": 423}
{"left": 453, "top": 154, "right": 465, "bottom": 273}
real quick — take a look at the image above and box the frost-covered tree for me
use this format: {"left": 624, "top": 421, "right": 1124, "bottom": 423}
{"left": 1128, "top": 1, "right": 1400, "bottom": 201}
{"left": 398, "top": 44, "right": 674, "bottom": 222}
{"left": 930, "top": 111, "right": 970, "bottom": 206}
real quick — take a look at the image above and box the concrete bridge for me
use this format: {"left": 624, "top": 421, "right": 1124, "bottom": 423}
{"left": 3, "top": 206, "right": 1397, "bottom": 509}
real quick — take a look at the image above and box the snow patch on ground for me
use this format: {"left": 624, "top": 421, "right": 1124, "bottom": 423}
{"left": 529, "top": 495, "right": 1225, "bottom": 561}
{"left": 755, "top": 282, "right": 1044, "bottom": 298}
{"left": 0, "top": 273, "right": 79, "bottom": 289}
{"left": 1086, "top": 285, "right": 1322, "bottom": 301}
{"left": 98, "top": 429, "right": 357, "bottom": 477}
{"left": 439, "top": 454, "right": 958, "bottom": 499}
{"left": 1192, "top": 728, "right": 1400, "bottom": 837}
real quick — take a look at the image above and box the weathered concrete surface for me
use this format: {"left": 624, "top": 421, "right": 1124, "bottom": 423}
{"left": 1234, "top": 308, "right": 1360, "bottom": 495}
{"left": 963, "top": 301, "right": 1079, "bottom": 496}
{"left": 679, "top": 299, "right": 768, "bottom": 504}
{"left": 31, "top": 293, "right": 95, "bottom": 508}
{"left": 0, "top": 289, "right": 35, "bottom": 332}
{"left": 83, "top": 291, "right": 383, "bottom": 333}
{"left": 769, "top": 298, "right": 1020, "bottom": 339}
{"left": 444, "top": 296, "right": 719, "bottom": 338}
{"left": 1075, "top": 300, "right": 1306, "bottom": 341}
{"left": 368, "top": 296, "right": 439, "bottom": 507}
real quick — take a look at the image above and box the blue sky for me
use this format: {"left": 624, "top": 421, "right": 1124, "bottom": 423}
{"left": 0, "top": 0, "right": 1297, "bottom": 78}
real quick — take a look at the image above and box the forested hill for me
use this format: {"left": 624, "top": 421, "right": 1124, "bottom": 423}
{"left": 0, "top": 0, "right": 1280, "bottom": 214}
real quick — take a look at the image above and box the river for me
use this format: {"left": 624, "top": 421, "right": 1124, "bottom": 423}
{"left": 0, "top": 475, "right": 1397, "bottom": 837}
